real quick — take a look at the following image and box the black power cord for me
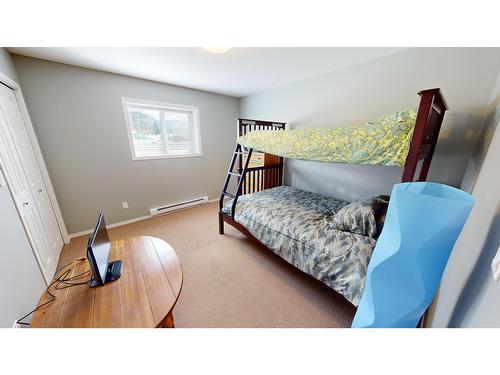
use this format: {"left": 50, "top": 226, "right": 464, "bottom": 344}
{"left": 15, "top": 257, "right": 91, "bottom": 326}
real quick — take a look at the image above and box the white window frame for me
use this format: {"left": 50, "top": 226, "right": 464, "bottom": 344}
{"left": 122, "top": 97, "right": 202, "bottom": 161}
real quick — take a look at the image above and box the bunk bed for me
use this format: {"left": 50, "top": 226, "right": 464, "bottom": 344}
{"left": 218, "top": 88, "right": 448, "bottom": 307}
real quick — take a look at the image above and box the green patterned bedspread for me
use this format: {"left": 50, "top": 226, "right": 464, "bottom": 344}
{"left": 237, "top": 109, "right": 416, "bottom": 167}
{"left": 222, "top": 186, "right": 377, "bottom": 305}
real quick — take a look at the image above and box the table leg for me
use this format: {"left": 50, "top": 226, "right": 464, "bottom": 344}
{"left": 159, "top": 311, "right": 175, "bottom": 328}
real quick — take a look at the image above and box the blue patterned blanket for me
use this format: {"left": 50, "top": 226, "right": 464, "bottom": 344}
{"left": 222, "top": 186, "right": 377, "bottom": 305}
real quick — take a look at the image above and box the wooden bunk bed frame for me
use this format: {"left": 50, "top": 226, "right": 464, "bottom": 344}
{"left": 218, "top": 88, "right": 448, "bottom": 323}
{"left": 220, "top": 88, "right": 447, "bottom": 235}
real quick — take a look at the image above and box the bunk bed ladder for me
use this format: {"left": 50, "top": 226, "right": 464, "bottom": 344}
{"left": 219, "top": 144, "right": 253, "bottom": 231}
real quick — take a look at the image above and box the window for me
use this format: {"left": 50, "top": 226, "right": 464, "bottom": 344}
{"left": 122, "top": 98, "right": 202, "bottom": 160}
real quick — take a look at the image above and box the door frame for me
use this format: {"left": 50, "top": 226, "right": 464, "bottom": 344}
{"left": 0, "top": 71, "right": 70, "bottom": 244}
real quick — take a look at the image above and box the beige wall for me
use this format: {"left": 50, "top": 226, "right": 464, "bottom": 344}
{"left": 13, "top": 55, "right": 239, "bottom": 234}
{"left": 240, "top": 48, "right": 500, "bottom": 201}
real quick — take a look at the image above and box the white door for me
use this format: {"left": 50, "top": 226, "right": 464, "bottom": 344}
{"left": 0, "top": 83, "right": 62, "bottom": 282}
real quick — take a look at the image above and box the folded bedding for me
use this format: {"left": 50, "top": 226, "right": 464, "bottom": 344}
{"left": 222, "top": 186, "right": 387, "bottom": 305}
{"left": 330, "top": 195, "right": 390, "bottom": 238}
{"left": 237, "top": 109, "right": 417, "bottom": 167}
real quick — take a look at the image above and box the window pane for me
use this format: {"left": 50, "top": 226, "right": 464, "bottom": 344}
{"left": 164, "top": 110, "right": 193, "bottom": 154}
{"left": 125, "top": 100, "right": 201, "bottom": 159}
{"left": 128, "top": 106, "right": 164, "bottom": 157}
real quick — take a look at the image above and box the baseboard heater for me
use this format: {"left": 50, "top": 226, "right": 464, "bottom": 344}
{"left": 149, "top": 196, "right": 208, "bottom": 217}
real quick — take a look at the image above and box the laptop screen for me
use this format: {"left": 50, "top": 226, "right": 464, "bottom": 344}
{"left": 87, "top": 213, "right": 110, "bottom": 285}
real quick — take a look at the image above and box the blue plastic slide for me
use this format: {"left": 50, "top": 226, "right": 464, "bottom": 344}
{"left": 352, "top": 182, "right": 474, "bottom": 328}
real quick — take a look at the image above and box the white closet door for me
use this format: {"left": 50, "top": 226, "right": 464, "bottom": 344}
{"left": 0, "top": 84, "right": 62, "bottom": 282}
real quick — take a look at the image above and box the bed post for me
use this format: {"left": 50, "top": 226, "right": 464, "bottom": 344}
{"left": 218, "top": 212, "right": 224, "bottom": 235}
{"left": 402, "top": 88, "right": 448, "bottom": 182}
{"left": 401, "top": 88, "right": 448, "bottom": 328}
{"left": 417, "top": 90, "right": 447, "bottom": 181}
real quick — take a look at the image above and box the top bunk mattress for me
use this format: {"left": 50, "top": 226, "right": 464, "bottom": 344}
{"left": 222, "top": 186, "right": 377, "bottom": 305}
{"left": 237, "top": 109, "right": 416, "bottom": 167}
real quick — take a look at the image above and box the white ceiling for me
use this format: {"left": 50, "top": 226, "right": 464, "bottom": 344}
{"left": 8, "top": 47, "right": 407, "bottom": 97}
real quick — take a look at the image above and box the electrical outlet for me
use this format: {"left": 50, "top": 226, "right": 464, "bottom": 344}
{"left": 122, "top": 202, "right": 128, "bottom": 209}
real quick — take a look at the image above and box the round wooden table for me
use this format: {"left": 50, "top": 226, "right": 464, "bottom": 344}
{"left": 30, "top": 236, "right": 183, "bottom": 328}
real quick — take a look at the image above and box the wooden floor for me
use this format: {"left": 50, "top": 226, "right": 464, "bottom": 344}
{"left": 58, "top": 202, "right": 356, "bottom": 328}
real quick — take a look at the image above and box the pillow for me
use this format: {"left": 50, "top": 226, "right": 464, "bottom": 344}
{"left": 330, "top": 195, "right": 390, "bottom": 238}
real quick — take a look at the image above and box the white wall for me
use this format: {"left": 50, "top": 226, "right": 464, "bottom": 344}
{"left": 240, "top": 48, "right": 500, "bottom": 201}
{"left": 0, "top": 48, "right": 18, "bottom": 83}
{"left": 0, "top": 48, "right": 46, "bottom": 327}
{"left": 461, "top": 72, "right": 500, "bottom": 193}
{"left": 429, "top": 72, "right": 500, "bottom": 327}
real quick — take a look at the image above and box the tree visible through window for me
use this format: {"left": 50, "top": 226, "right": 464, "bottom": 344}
{"left": 123, "top": 98, "right": 201, "bottom": 159}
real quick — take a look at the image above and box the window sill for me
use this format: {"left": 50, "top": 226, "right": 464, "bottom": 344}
{"left": 131, "top": 153, "right": 203, "bottom": 161}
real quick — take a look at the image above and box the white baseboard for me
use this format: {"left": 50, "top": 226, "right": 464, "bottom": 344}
{"left": 69, "top": 198, "right": 219, "bottom": 239}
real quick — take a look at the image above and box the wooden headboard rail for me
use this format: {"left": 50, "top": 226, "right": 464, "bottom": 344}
{"left": 401, "top": 88, "right": 448, "bottom": 182}
{"left": 235, "top": 118, "right": 286, "bottom": 196}
{"left": 238, "top": 118, "right": 286, "bottom": 137}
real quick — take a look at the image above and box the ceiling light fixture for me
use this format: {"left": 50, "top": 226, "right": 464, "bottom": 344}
{"left": 204, "top": 47, "right": 232, "bottom": 54}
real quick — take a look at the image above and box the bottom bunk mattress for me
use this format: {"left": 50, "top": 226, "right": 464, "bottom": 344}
{"left": 222, "top": 186, "right": 377, "bottom": 306}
